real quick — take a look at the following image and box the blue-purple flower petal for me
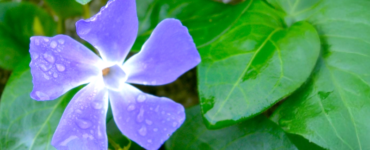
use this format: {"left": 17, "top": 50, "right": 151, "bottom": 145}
{"left": 109, "top": 83, "right": 185, "bottom": 150}
{"left": 76, "top": 0, "right": 138, "bottom": 64}
{"left": 52, "top": 80, "right": 108, "bottom": 150}
{"left": 123, "top": 19, "right": 201, "bottom": 86}
{"left": 29, "top": 35, "right": 103, "bottom": 101}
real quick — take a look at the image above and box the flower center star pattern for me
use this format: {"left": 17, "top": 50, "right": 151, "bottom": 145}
{"left": 28, "top": 0, "right": 200, "bottom": 149}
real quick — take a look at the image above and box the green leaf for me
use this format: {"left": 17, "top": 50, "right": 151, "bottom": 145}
{"left": 286, "top": 134, "right": 325, "bottom": 150}
{"left": 106, "top": 116, "right": 143, "bottom": 150}
{"left": 269, "top": 0, "right": 370, "bottom": 149}
{"left": 165, "top": 105, "right": 298, "bottom": 150}
{"left": 44, "top": 0, "right": 83, "bottom": 19}
{"left": 0, "top": 57, "right": 79, "bottom": 149}
{"left": 0, "top": 2, "right": 56, "bottom": 70}
{"left": 75, "top": 0, "right": 91, "bottom": 5}
{"left": 135, "top": 0, "right": 320, "bottom": 129}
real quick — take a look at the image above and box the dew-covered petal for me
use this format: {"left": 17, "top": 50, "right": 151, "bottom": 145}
{"left": 76, "top": 0, "right": 138, "bottom": 64}
{"left": 109, "top": 84, "right": 185, "bottom": 150}
{"left": 29, "top": 35, "right": 103, "bottom": 101}
{"left": 123, "top": 19, "right": 200, "bottom": 86}
{"left": 52, "top": 80, "right": 108, "bottom": 150}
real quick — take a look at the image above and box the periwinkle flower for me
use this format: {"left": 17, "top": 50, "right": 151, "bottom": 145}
{"left": 28, "top": 0, "right": 200, "bottom": 149}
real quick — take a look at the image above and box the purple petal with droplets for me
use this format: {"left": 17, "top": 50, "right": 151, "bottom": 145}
{"left": 76, "top": 0, "right": 138, "bottom": 64}
{"left": 109, "top": 84, "right": 185, "bottom": 150}
{"left": 103, "top": 64, "right": 127, "bottom": 90}
{"left": 52, "top": 80, "right": 108, "bottom": 150}
{"left": 29, "top": 35, "right": 103, "bottom": 101}
{"left": 123, "top": 19, "right": 200, "bottom": 86}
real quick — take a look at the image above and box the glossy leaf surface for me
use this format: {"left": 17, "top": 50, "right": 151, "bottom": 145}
{"left": 0, "top": 2, "right": 56, "bottom": 70}
{"left": 165, "top": 106, "right": 297, "bottom": 150}
{"left": 269, "top": 0, "right": 370, "bottom": 149}
{"left": 134, "top": 0, "right": 320, "bottom": 129}
{"left": 0, "top": 58, "right": 78, "bottom": 149}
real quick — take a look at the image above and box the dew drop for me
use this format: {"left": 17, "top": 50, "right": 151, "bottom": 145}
{"left": 164, "top": 128, "right": 167, "bottom": 131}
{"left": 155, "top": 105, "right": 160, "bottom": 112}
{"left": 76, "top": 119, "right": 92, "bottom": 129}
{"left": 50, "top": 41, "right": 57, "bottom": 48}
{"left": 153, "top": 128, "right": 158, "bottom": 132}
{"left": 56, "top": 64, "right": 66, "bottom": 72}
{"left": 43, "top": 73, "right": 50, "bottom": 80}
{"left": 137, "top": 107, "right": 144, "bottom": 122}
{"left": 143, "top": 81, "right": 148, "bottom": 85}
{"left": 145, "top": 119, "right": 152, "bottom": 125}
{"left": 137, "top": 94, "right": 146, "bottom": 102}
{"left": 92, "top": 101, "right": 103, "bottom": 109}
{"left": 53, "top": 72, "right": 58, "bottom": 78}
{"left": 151, "top": 80, "right": 156, "bottom": 84}
{"left": 58, "top": 39, "right": 65, "bottom": 44}
{"left": 43, "top": 53, "right": 55, "bottom": 63}
{"left": 34, "top": 39, "right": 40, "bottom": 45}
{"left": 127, "top": 104, "right": 135, "bottom": 111}
{"left": 138, "top": 126, "right": 147, "bottom": 136}
{"left": 147, "top": 139, "right": 152, "bottom": 143}
{"left": 172, "top": 122, "right": 178, "bottom": 127}
{"left": 43, "top": 38, "right": 49, "bottom": 42}
{"left": 39, "top": 64, "right": 49, "bottom": 71}
{"left": 35, "top": 91, "right": 50, "bottom": 100}
{"left": 31, "top": 53, "right": 39, "bottom": 60}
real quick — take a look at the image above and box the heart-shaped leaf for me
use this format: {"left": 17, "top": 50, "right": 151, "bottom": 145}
{"left": 269, "top": 0, "right": 370, "bottom": 149}
{"left": 0, "top": 58, "right": 78, "bottom": 149}
{"left": 165, "top": 105, "right": 297, "bottom": 150}
{"left": 134, "top": 0, "right": 320, "bottom": 129}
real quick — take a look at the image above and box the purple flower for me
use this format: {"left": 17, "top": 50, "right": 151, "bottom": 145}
{"left": 28, "top": 0, "right": 200, "bottom": 149}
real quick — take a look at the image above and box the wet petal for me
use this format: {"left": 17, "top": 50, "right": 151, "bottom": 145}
{"left": 103, "top": 64, "right": 127, "bottom": 90}
{"left": 109, "top": 84, "right": 185, "bottom": 150}
{"left": 76, "top": 0, "right": 138, "bottom": 64}
{"left": 29, "top": 35, "right": 103, "bottom": 101}
{"left": 51, "top": 80, "right": 108, "bottom": 150}
{"left": 123, "top": 19, "right": 200, "bottom": 86}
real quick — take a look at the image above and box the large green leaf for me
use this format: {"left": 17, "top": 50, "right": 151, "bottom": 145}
{"left": 269, "top": 0, "right": 370, "bottom": 149}
{"left": 165, "top": 105, "right": 297, "bottom": 150}
{"left": 135, "top": 0, "right": 320, "bottom": 129}
{"left": 44, "top": 0, "right": 83, "bottom": 19}
{"left": 0, "top": 2, "right": 56, "bottom": 70}
{"left": 0, "top": 58, "right": 78, "bottom": 149}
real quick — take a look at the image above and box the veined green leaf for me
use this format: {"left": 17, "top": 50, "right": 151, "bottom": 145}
{"left": 135, "top": 0, "right": 320, "bottom": 129}
{"left": 0, "top": 58, "right": 78, "bottom": 149}
{"left": 165, "top": 105, "right": 297, "bottom": 150}
{"left": 269, "top": 0, "right": 370, "bottom": 149}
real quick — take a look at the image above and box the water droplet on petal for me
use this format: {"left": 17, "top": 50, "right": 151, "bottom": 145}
{"left": 173, "top": 122, "right": 178, "bottom": 127}
{"left": 36, "top": 91, "right": 49, "bottom": 100}
{"left": 147, "top": 139, "right": 152, "bottom": 143}
{"left": 137, "top": 94, "right": 146, "bottom": 102}
{"left": 43, "top": 53, "right": 55, "bottom": 63}
{"left": 138, "top": 126, "right": 147, "bottom": 136}
{"left": 153, "top": 128, "right": 158, "bottom": 132}
{"left": 43, "top": 38, "right": 49, "bottom": 42}
{"left": 43, "top": 73, "right": 50, "bottom": 80}
{"left": 92, "top": 101, "right": 103, "bottom": 109}
{"left": 56, "top": 64, "right": 65, "bottom": 72}
{"left": 58, "top": 39, "right": 65, "bottom": 44}
{"left": 155, "top": 105, "right": 160, "bottom": 112}
{"left": 53, "top": 72, "right": 58, "bottom": 78}
{"left": 31, "top": 52, "right": 39, "bottom": 60}
{"left": 145, "top": 119, "right": 152, "bottom": 125}
{"left": 34, "top": 39, "right": 40, "bottom": 45}
{"left": 137, "top": 107, "right": 144, "bottom": 122}
{"left": 127, "top": 104, "right": 135, "bottom": 111}
{"left": 151, "top": 80, "right": 156, "bottom": 84}
{"left": 39, "top": 64, "right": 49, "bottom": 71}
{"left": 50, "top": 41, "right": 57, "bottom": 48}
{"left": 76, "top": 119, "right": 92, "bottom": 129}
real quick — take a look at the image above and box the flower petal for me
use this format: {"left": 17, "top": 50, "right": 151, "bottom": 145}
{"left": 29, "top": 35, "right": 103, "bottom": 101}
{"left": 123, "top": 19, "right": 200, "bottom": 86}
{"left": 109, "top": 84, "right": 185, "bottom": 150}
{"left": 76, "top": 0, "right": 138, "bottom": 64}
{"left": 51, "top": 79, "right": 108, "bottom": 150}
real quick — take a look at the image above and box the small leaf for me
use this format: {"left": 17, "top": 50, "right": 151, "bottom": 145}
{"left": 0, "top": 57, "right": 79, "bottom": 149}
{"left": 0, "top": 2, "right": 56, "bottom": 70}
{"left": 165, "top": 105, "right": 297, "bottom": 150}
{"left": 269, "top": 0, "right": 370, "bottom": 149}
